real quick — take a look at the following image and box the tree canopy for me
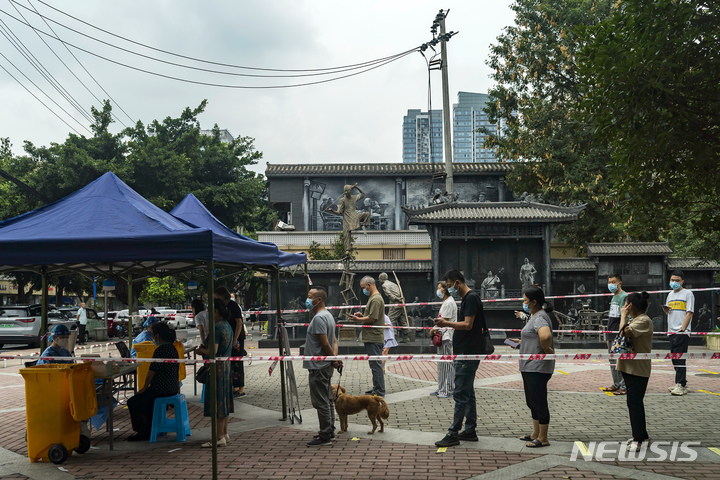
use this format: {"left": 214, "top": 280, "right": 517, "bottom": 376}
{"left": 577, "top": 0, "right": 720, "bottom": 259}
{"left": 484, "top": 0, "right": 628, "bottom": 252}
{"left": 0, "top": 100, "right": 272, "bottom": 232}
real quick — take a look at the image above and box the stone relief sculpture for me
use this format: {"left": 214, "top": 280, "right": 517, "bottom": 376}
{"left": 520, "top": 257, "right": 537, "bottom": 290}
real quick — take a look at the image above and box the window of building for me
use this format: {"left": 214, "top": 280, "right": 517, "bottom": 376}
{"left": 382, "top": 248, "right": 406, "bottom": 260}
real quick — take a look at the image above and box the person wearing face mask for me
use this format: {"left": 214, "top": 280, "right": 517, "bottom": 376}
{"left": 434, "top": 270, "right": 486, "bottom": 448}
{"left": 507, "top": 285, "right": 555, "bottom": 448}
{"left": 127, "top": 322, "right": 180, "bottom": 442}
{"left": 36, "top": 324, "right": 73, "bottom": 365}
{"left": 617, "top": 291, "right": 653, "bottom": 452}
{"left": 350, "top": 276, "right": 385, "bottom": 397}
{"left": 303, "top": 286, "right": 341, "bottom": 446}
{"left": 601, "top": 273, "right": 628, "bottom": 395}
{"left": 130, "top": 316, "right": 161, "bottom": 358}
{"left": 429, "top": 281, "right": 457, "bottom": 398}
{"left": 662, "top": 270, "right": 694, "bottom": 396}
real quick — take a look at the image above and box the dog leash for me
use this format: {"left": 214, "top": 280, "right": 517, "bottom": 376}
{"left": 334, "top": 363, "right": 343, "bottom": 401}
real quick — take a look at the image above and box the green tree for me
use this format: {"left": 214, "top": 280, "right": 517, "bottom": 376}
{"left": 308, "top": 232, "right": 356, "bottom": 260}
{"left": 484, "top": 0, "right": 628, "bottom": 252}
{"left": 139, "top": 277, "right": 186, "bottom": 306}
{"left": 577, "top": 0, "right": 720, "bottom": 259}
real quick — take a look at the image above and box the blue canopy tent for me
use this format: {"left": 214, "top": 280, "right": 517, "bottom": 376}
{"left": 0, "top": 172, "right": 292, "bottom": 270}
{"left": 170, "top": 193, "right": 307, "bottom": 268}
{"left": 0, "top": 172, "right": 304, "bottom": 476}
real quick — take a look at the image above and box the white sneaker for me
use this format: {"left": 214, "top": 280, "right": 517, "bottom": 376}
{"left": 224, "top": 433, "right": 230, "bottom": 444}
{"left": 668, "top": 383, "right": 681, "bottom": 392}
{"left": 670, "top": 385, "right": 688, "bottom": 396}
{"left": 628, "top": 441, "right": 643, "bottom": 452}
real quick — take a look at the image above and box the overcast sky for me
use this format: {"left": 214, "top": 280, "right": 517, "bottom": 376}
{"left": 0, "top": 0, "right": 516, "bottom": 175}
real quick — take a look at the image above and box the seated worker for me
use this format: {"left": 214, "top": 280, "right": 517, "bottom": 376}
{"left": 131, "top": 316, "right": 161, "bottom": 358}
{"left": 126, "top": 322, "right": 180, "bottom": 441}
{"left": 37, "top": 324, "right": 74, "bottom": 365}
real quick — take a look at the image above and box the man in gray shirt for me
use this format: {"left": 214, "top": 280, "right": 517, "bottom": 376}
{"left": 303, "top": 286, "right": 341, "bottom": 446}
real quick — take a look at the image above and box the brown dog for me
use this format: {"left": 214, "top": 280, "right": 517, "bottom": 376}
{"left": 331, "top": 384, "right": 390, "bottom": 434}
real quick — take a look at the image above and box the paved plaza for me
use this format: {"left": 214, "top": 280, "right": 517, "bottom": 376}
{"left": 1, "top": 341, "right": 720, "bottom": 480}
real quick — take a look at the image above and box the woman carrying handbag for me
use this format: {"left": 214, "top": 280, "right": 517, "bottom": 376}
{"left": 430, "top": 282, "right": 457, "bottom": 398}
{"left": 616, "top": 292, "right": 653, "bottom": 452}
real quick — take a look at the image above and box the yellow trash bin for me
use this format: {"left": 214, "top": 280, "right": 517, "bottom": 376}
{"left": 19, "top": 363, "right": 98, "bottom": 464}
{"left": 134, "top": 341, "right": 186, "bottom": 388}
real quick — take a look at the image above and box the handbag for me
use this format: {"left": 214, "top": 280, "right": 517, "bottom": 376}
{"left": 195, "top": 364, "right": 209, "bottom": 384}
{"left": 431, "top": 330, "right": 443, "bottom": 347}
{"left": 610, "top": 325, "right": 634, "bottom": 354}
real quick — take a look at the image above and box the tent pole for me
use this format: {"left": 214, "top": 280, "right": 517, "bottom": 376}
{"left": 40, "top": 267, "right": 48, "bottom": 352}
{"left": 127, "top": 274, "right": 133, "bottom": 352}
{"left": 275, "top": 267, "right": 287, "bottom": 420}
{"left": 207, "top": 261, "right": 218, "bottom": 480}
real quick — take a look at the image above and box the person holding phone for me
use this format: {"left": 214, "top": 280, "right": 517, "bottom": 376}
{"left": 617, "top": 292, "right": 653, "bottom": 452}
{"left": 508, "top": 286, "right": 555, "bottom": 448}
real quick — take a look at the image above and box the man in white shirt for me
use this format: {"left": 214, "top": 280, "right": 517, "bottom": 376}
{"left": 76, "top": 302, "right": 88, "bottom": 345}
{"left": 662, "top": 270, "right": 694, "bottom": 396}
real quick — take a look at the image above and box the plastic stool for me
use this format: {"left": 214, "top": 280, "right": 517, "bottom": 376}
{"left": 149, "top": 394, "right": 191, "bottom": 442}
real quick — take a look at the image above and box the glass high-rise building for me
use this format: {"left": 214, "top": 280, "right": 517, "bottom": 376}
{"left": 402, "top": 109, "right": 444, "bottom": 164}
{"left": 402, "top": 92, "right": 505, "bottom": 163}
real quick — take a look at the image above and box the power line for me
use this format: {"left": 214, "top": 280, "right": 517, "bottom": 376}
{"left": 0, "top": 53, "right": 85, "bottom": 135}
{"left": 30, "top": 0, "right": 414, "bottom": 74}
{"left": 23, "top": 0, "right": 132, "bottom": 126}
{"left": 14, "top": 0, "right": 415, "bottom": 77}
{"left": 0, "top": 17, "right": 93, "bottom": 124}
{"left": 0, "top": 7, "right": 419, "bottom": 89}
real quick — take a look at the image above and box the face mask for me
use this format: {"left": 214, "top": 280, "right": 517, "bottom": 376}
{"left": 523, "top": 302, "right": 531, "bottom": 313}
{"left": 447, "top": 282, "right": 458, "bottom": 295}
{"left": 436, "top": 290, "right": 444, "bottom": 299}
{"left": 608, "top": 284, "right": 618, "bottom": 293}
{"left": 362, "top": 288, "right": 370, "bottom": 296}
{"left": 670, "top": 281, "right": 681, "bottom": 290}
{"left": 152, "top": 337, "right": 159, "bottom": 346}
{"left": 305, "top": 298, "right": 315, "bottom": 310}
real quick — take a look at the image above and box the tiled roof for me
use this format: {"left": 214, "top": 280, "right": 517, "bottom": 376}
{"left": 666, "top": 257, "right": 720, "bottom": 270}
{"left": 403, "top": 202, "right": 585, "bottom": 224}
{"left": 587, "top": 243, "right": 673, "bottom": 256}
{"left": 265, "top": 162, "right": 513, "bottom": 177}
{"left": 301, "top": 260, "right": 432, "bottom": 273}
{"left": 551, "top": 258, "right": 597, "bottom": 271}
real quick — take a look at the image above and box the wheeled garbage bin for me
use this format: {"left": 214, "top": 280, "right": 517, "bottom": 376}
{"left": 19, "top": 363, "right": 98, "bottom": 464}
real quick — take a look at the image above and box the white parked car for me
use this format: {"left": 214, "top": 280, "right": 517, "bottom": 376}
{"left": 164, "top": 311, "right": 187, "bottom": 330}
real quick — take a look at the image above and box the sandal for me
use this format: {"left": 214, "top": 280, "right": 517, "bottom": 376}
{"left": 519, "top": 434, "right": 534, "bottom": 441}
{"left": 600, "top": 386, "right": 619, "bottom": 392}
{"left": 526, "top": 439, "right": 550, "bottom": 448}
{"left": 613, "top": 389, "right": 627, "bottom": 395}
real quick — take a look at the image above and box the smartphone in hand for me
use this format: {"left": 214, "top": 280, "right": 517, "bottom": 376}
{"left": 504, "top": 338, "right": 519, "bottom": 349}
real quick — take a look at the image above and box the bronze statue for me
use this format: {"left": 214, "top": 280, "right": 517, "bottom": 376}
{"left": 326, "top": 183, "right": 370, "bottom": 254}
{"left": 378, "top": 272, "right": 412, "bottom": 343}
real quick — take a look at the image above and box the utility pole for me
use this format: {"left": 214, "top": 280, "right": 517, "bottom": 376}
{"left": 438, "top": 10, "right": 454, "bottom": 197}
{"left": 425, "top": 10, "right": 458, "bottom": 198}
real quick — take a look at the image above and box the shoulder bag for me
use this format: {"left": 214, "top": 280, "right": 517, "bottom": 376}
{"left": 610, "top": 325, "right": 634, "bottom": 354}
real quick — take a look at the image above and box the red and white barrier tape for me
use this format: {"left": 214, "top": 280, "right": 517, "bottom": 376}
{"left": 282, "top": 323, "right": 720, "bottom": 336}
{"left": 5, "top": 351, "right": 720, "bottom": 364}
{"left": 243, "top": 287, "right": 720, "bottom": 316}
